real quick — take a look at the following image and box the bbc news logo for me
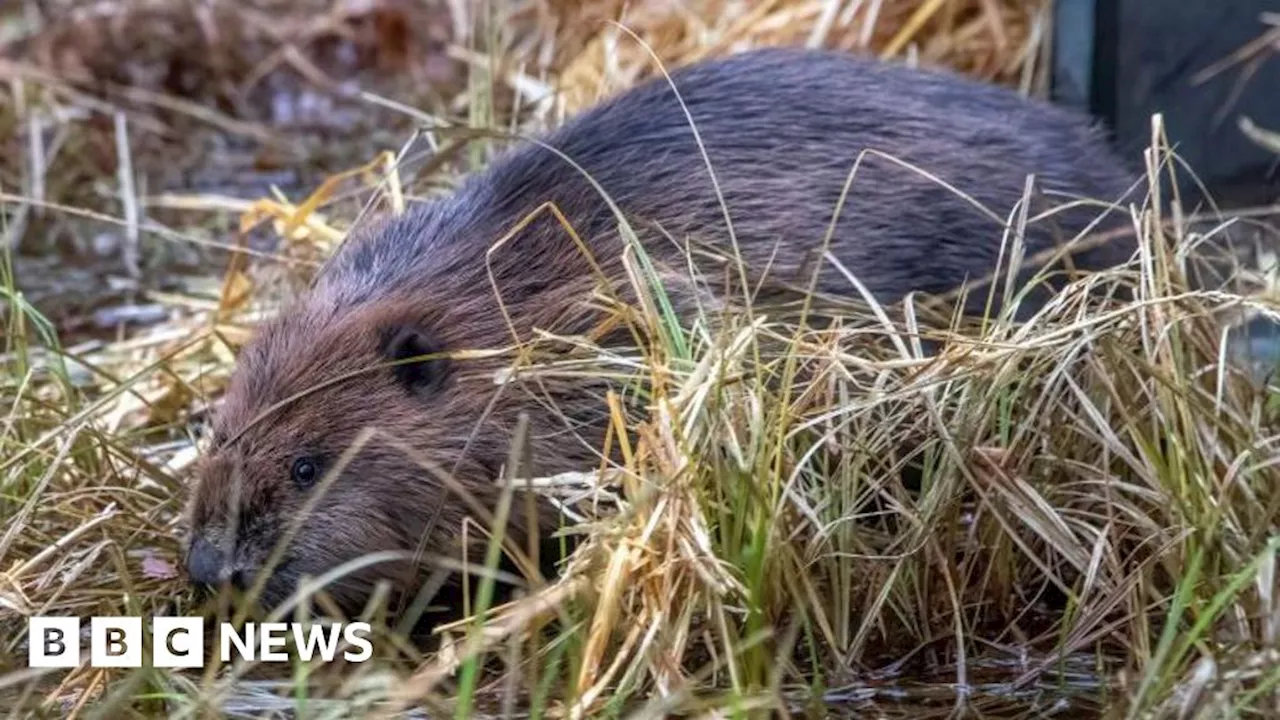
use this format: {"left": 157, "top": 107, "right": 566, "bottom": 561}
{"left": 29, "top": 617, "right": 373, "bottom": 668}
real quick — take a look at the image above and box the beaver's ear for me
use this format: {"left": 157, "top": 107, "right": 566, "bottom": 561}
{"left": 379, "top": 325, "right": 448, "bottom": 395}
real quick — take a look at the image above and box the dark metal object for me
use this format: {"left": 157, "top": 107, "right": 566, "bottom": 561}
{"left": 1052, "top": 0, "right": 1280, "bottom": 202}
{"left": 1050, "top": 0, "right": 1098, "bottom": 110}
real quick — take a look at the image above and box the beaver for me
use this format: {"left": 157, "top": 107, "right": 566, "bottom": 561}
{"left": 185, "top": 48, "right": 1138, "bottom": 614}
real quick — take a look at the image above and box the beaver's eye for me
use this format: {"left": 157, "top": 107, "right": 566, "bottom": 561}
{"left": 291, "top": 457, "right": 319, "bottom": 489}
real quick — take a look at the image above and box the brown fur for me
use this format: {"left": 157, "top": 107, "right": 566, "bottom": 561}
{"left": 186, "top": 48, "right": 1138, "bottom": 613}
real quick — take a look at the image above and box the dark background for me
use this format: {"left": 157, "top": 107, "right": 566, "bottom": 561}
{"left": 1058, "top": 0, "right": 1280, "bottom": 206}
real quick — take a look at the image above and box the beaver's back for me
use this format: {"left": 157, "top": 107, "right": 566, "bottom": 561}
{"left": 318, "top": 48, "right": 1137, "bottom": 319}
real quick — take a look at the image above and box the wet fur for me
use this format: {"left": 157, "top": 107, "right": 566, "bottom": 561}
{"left": 187, "top": 48, "right": 1138, "bottom": 614}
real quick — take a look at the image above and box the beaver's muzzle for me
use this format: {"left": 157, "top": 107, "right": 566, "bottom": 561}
{"left": 186, "top": 535, "right": 249, "bottom": 590}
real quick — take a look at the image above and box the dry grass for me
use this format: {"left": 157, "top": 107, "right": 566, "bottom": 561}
{"left": 3, "top": 1, "right": 1280, "bottom": 718}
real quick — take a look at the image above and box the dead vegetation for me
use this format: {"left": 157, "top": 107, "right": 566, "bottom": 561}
{"left": 3, "top": 1, "right": 1280, "bottom": 718}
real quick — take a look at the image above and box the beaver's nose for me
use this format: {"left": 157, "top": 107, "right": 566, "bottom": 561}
{"left": 186, "top": 535, "right": 227, "bottom": 587}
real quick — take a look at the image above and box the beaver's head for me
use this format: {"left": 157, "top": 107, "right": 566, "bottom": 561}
{"left": 183, "top": 294, "right": 538, "bottom": 613}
